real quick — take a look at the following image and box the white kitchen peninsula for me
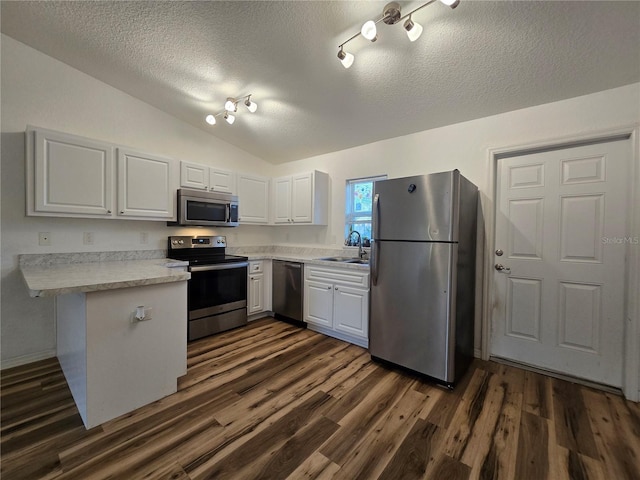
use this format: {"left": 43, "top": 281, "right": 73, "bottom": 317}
{"left": 20, "top": 256, "right": 190, "bottom": 429}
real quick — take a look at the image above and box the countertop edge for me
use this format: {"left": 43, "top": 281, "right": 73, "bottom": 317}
{"left": 245, "top": 254, "right": 370, "bottom": 271}
{"left": 26, "top": 274, "right": 191, "bottom": 298}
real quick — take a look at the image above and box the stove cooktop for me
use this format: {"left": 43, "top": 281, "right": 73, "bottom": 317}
{"left": 167, "top": 235, "right": 247, "bottom": 265}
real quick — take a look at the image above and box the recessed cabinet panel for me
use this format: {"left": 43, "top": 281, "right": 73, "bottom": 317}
{"left": 117, "top": 149, "right": 173, "bottom": 218}
{"left": 34, "top": 129, "right": 114, "bottom": 215}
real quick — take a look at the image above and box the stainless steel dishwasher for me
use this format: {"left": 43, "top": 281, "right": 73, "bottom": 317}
{"left": 272, "top": 260, "right": 304, "bottom": 325}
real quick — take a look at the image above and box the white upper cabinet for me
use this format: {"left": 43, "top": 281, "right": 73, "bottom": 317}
{"left": 117, "top": 148, "right": 174, "bottom": 219}
{"left": 237, "top": 173, "right": 270, "bottom": 224}
{"left": 30, "top": 128, "right": 115, "bottom": 216}
{"left": 272, "top": 171, "right": 329, "bottom": 225}
{"left": 209, "top": 168, "right": 236, "bottom": 194}
{"left": 180, "top": 161, "right": 236, "bottom": 194}
{"left": 28, "top": 127, "right": 177, "bottom": 221}
{"left": 180, "top": 162, "right": 208, "bottom": 190}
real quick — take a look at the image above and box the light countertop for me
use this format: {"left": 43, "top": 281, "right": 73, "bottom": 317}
{"left": 244, "top": 253, "right": 370, "bottom": 271}
{"left": 21, "top": 259, "right": 190, "bottom": 298}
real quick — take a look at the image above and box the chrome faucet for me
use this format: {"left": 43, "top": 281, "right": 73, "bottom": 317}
{"left": 348, "top": 230, "right": 366, "bottom": 260}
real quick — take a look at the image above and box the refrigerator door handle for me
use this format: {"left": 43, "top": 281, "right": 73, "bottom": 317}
{"left": 372, "top": 193, "right": 380, "bottom": 285}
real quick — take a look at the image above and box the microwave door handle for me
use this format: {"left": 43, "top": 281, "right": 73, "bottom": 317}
{"left": 226, "top": 203, "right": 230, "bottom": 222}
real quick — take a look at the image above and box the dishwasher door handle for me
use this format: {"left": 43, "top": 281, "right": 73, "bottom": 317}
{"left": 285, "top": 263, "right": 302, "bottom": 269}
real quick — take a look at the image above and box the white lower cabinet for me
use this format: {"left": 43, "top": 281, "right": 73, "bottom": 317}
{"left": 304, "top": 265, "right": 369, "bottom": 347}
{"left": 248, "top": 260, "right": 272, "bottom": 316}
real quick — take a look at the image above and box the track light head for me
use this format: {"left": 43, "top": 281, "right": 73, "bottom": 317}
{"left": 361, "top": 20, "right": 378, "bottom": 42}
{"left": 224, "top": 111, "right": 235, "bottom": 125}
{"left": 244, "top": 95, "right": 258, "bottom": 113}
{"left": 224, "top": 98, "right": 237, "bottom": 112}
{"left": 205, "top": 114, "right": 216, "bottom": 125}
{"left": 403, "top": 16, "right": 423, "bottom": 42}
{"left": 337, "top": 46, "right": 355, "bottom": 68}
{"left": 439, "top": 0, "right": 460, "bottom": 8}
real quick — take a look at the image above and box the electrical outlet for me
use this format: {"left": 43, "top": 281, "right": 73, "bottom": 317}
{"left": 83, "top": 232, "right": 94, "bottom": 245}
{"left": 38, "top": 232, "right": 51, "bottom": 246}
{"left": 140, "top": 232, "right": 148, "bottom": 244}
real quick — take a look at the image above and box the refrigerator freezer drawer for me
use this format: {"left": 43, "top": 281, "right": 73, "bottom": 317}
{"left": 369, "top": 241, "right": 457, "bottom": 383}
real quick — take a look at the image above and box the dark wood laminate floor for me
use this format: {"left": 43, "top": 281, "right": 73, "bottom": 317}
{"left": 2, "top": 318, "right": 639, "bottom": 479}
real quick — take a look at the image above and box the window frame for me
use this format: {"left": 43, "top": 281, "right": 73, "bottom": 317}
{"left": 344, "top": 175, "right": 387, "bottom": 243}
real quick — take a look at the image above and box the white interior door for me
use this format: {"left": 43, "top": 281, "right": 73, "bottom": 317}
{"left": 491, "top": 140, "right": 630, "bottom": 387}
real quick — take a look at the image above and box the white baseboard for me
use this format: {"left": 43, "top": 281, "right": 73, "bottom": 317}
{"left": 1, "top": 349, "right": 57, "bottom": 370}
{"left": 248, "top": 311, "right": 274, "bottom": 322}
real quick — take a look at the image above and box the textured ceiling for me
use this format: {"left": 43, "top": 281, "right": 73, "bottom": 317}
{"left": 2, "top": 1, "right": 639, "bottom": 164}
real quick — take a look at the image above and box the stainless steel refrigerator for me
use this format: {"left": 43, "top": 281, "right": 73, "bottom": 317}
{"left": 369, "top": 170, "right": 477, "bottom": 387}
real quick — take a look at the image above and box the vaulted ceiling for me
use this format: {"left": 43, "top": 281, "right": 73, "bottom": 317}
{"left": 2, "top": 1, "right": 639, "bottom": 163}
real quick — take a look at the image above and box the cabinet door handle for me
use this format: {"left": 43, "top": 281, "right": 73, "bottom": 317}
{"left": 120, "top": 211, "right": 124, "bottom": 214}
{"left": 327, "top": 286, "right": 331, "bottom": 290}
{"left": 334, "top": 287, "right": 338, "bottom": 290}
{"left": 107, "top": 210, "right": 112, "bottom": 214}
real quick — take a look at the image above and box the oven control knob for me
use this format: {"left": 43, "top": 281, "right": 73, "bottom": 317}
{"left": 178, "top": 240, "right": 184, "bottom": 245}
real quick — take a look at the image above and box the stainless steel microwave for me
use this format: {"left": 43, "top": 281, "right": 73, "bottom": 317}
{"left": 176, "top": 188, "right": 239, "bottom": 227}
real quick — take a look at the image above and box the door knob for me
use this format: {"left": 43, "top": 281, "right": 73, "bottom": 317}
{"left": 495, "top": 264, "right": 511, "bottom": 273}
{"left": 495, "top": 249, "right": 503, "bottom": 256}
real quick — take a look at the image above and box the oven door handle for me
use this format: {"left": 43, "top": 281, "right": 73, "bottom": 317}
{"left": 190, "top": 262, "right": 248, "bottom": 272}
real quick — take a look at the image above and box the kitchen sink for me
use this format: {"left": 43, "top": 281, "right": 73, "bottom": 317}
{"left": 316, "top": 256, "right": 369, "bottom": 265}
{"left": 316, "top": 256, "right": 356, "bottom": 262}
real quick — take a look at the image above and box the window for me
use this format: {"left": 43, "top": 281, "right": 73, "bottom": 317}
{"left": 345, "top": 175, "right": 387, "bottom": 245}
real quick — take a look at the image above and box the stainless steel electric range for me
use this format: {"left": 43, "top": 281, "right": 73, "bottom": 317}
{"left": 168, "top": 235, "right": 248, "bottom": 341}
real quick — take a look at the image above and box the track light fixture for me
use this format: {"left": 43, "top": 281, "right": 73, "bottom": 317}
{"left": 337, "top": 0, "right": 460, "bottom": 69}
{"left": 204, "top": 94, "right": 257, "bottom": 127}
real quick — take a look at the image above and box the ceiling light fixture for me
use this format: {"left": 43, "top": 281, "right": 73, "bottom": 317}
{"left": 337, "top": 0, "right": 460, "bottom": 67}
{"left": 204, "top": 94, "right": 257, "bottom": 126}
{"left": 337, "top": 46, "right": 355, "bottom": 69}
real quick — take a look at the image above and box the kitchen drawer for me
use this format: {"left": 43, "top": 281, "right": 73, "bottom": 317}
{"left": 249, "top": 261, "right": 263, "bottom": 273}
{"left": 305, "top": 265, "right": 369, "bottom": 288}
